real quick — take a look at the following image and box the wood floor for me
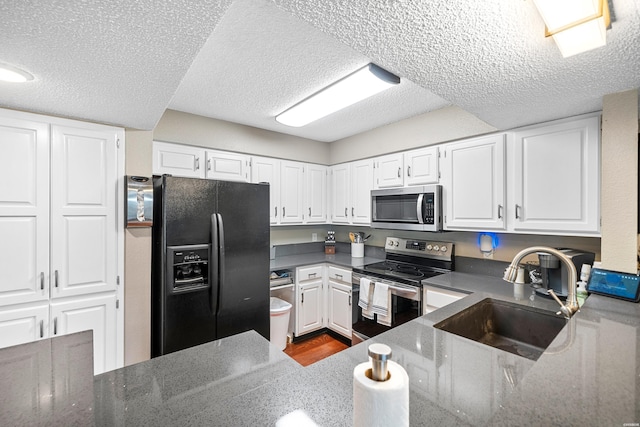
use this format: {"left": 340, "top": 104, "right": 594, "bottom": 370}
{"left": 284, "top": 333, "right": 349, "bottom": 367}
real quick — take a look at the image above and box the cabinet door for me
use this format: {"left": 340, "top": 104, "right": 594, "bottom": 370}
{"left": 405, "top": 146, "right": 439, "bottom": 185}
{"left": 330, "top": 164, "right": 350, "bottom": 223}
{"left": 297, "top": 281, "right": 323, "bottom": 336}
{"left": 280, "top": 161, "right": 304, "bottom": 224}
{"left": 50, "top": 293, "right": 117, "bottom": 375}
{"left": 443, "top": 134, "right": 506, "bottom": 230}
{"left": 0, "top": 115, "right": 50, "bottom": 306}
{"left": 251, "top": 156, "right": 280, "bottom": 224}
{"left": 305, "top": 164, "right": 327, "bottom": 223}
{"left": 152, "top": 141, "right": 205, "bottom": 178}
{"left": 205, "top": 150, "right": 249, "bottom": 182}
{"left": 50, "top": 125, "right": 119, "bottom": 298}
{"left": 374, "top": 153, "right": 404, "bottom": 188}
{"left": 351, "top": 160, "right": 374, "bottom": 224}
{"left": 512, "top": 115, "right": 600, "bottom": 234}
{"left": 0, "top": 304, "right": 49, "bottom": 348}
{"left": 328, "top": 281, "right": 351, "bottom": 339}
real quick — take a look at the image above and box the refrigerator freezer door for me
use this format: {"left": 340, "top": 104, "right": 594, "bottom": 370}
{"left": 152, "top": 176, "right": 218, "bottom": 357}
{"left": 215, "top": 181, "right": 270, "bottom": 340}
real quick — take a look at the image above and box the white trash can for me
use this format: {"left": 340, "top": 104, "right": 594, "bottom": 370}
{"left": 270, "top": 297, "right": 292, "bottom": 350}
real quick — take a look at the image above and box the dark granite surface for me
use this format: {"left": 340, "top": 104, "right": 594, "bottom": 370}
{"left": 3, "top": 272, "right": 639, "bottom": 426}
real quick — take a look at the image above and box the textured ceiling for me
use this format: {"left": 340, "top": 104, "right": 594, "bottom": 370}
{"left": 0, "top": 0, "right": 638, "bottom": 141}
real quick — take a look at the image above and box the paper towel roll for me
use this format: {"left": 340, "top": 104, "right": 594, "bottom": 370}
{"left": 353, "top": 360, "right": 409, "bottom": 427}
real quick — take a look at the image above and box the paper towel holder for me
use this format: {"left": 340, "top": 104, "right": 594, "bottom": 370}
{"left": 368, "top": 343, "right": 392, "bottom": 381}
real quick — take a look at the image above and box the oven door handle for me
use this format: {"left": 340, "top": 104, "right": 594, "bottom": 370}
{"left": 416, "top": 193, "right": 425, "bottom": 224}
{"left": 389, "top": 285, "right": 418, "bottom": 295}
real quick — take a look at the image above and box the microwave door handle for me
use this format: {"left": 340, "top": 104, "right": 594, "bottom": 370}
{"left": 417, "top": 194, "right": 425, "bottom": 224}
{"left": 211, "top": 214, "right": 220, "bottom": 314}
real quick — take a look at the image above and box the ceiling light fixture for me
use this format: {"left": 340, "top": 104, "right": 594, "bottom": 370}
{"left": 275, "top": 63, "right": 400, "bottom": 127}
{"left": 533, "top": 0, "right": 611, "bottom": 58}
{"left": 0, "top": 63, "right": 35, "bottom": 83}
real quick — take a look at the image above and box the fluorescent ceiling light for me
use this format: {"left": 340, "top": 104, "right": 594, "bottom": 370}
{"left": 276, "top": 63, "right": 400, "bottom": 127}
{"left": 533, "top": 0, "right": 610, "bottom": 58}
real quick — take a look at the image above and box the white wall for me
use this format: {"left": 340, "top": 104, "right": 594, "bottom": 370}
{"left": 329, "top": 106, "right": 497, "bottom": 164}
{"left": 124, "top": 129, "right": 153, "bottom": 365}
{"left": 600, "top": 89, "right": 638, "bottom": 273}
{"left": 154, "top": 109, "right": 330, "bottom": 164}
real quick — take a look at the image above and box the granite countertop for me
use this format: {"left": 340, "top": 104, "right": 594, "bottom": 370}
{"left": 270, "top": 251, "right": 383, "bottom": 271}
{"left": 3, "top": 272, "right": 639, "bottom": 425}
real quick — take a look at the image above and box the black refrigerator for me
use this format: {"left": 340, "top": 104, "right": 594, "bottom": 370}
{"left": 151, "top": 175, "right": 270, "bottom": 357}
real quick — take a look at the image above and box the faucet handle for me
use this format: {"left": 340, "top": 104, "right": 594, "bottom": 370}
{"left": 548, "top": 290, "right": 574, "bottom": 319}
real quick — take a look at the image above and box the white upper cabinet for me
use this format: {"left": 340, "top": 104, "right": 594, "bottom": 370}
{"left": 153, "top": 141, "right": 205, "bottom": 178}
{"left": 404, "top": 146, "right": 439, "bottom": 186}
{"left": 50, "top": 124, "right": 119, "bottom": 299}
{"left": 279, "top": 161, "right": 305, "bottom": 224}
{"left": 374, "top": 153, "right": 404, "bottom": 188}
{"left": 351, "top": 159, "right": 375, "bottom": 224}
{"left": 442, "top": 134, "right": 506, "bottom": 230}
{"left": 374, "top": 147, "right": 439, "bottom": 189}
{"left": 331, "top": 160, "right": 374, "bottom": 225}
{"left": 251, "top": 156, "right": 280, "bottom": 224}
{"left": 510, "top": 114, "right": 600, "bottom": 235}
{"left": 330, "top": 164, "right": 350, "bottom": 224}
{"left": 205, "top": 149, "right": 249, "bottom": 182}
{"left": 0, "top": 115, "right": 50, "bottom": 307}
{"left": 305, "top": 164, "right": 327, "bottom": 223}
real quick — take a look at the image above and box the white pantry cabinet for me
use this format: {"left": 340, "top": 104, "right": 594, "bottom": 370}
{"left": 442, "top": 134, "right": 507, "bottom": 230}
{"left": 153, "top": 141, "right": 205, "bottom": 178}
{"left": 330, "top": 159, "right": 374, "bottom": 225}
{"left": 0, "top": 108, "right": 124, "bottom": 375}
{"left": 510, "top": 114, "right": 600, "bottom": 235}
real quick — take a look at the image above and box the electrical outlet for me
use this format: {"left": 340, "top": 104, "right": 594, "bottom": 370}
{"left": 312, "top": 233, "right": 318, "bottom": 242}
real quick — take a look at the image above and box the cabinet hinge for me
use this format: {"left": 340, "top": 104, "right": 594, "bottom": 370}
{"left": 116, "top": 299, "right": 120, "bottom": 309}
{"left": 116, "top": 275, "right": 120, "bottom": 285}
{"left": 116, "top": 138, "right": 121, "bottom": 148}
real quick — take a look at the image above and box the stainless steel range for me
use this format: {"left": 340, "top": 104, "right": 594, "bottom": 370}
{"left": 351, "top": 237, "right": 454, "bottom": 344}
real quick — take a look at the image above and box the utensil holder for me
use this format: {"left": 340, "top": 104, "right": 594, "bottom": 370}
{"left": 351, "top": 242, "right": 364, "bottom": 258}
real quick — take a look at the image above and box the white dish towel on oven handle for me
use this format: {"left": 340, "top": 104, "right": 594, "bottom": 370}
{"left": 358, "top": 278, "right": 374, "bottom": 319}
{"left": 372, "top": 282, "right": 392, "bottom": 326}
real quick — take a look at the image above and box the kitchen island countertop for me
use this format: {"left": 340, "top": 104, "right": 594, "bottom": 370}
{"left": 3, "top": 272, "right": 639, "bottom": 426}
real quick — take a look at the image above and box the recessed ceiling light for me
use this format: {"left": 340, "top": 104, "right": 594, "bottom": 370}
{"left": 0, "top": 63, "right": 35, "bottom": 83}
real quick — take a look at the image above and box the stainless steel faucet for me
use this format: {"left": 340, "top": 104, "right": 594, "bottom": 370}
{"left": 503, "top": 246, "right": 579, "bottom": 318}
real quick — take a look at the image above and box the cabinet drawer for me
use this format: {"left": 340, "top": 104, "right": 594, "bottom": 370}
{"left": 297, "top": 265, "right": 324, "bottom": 282}
{"left": 424, "top": 286, "right": 467, "bottom": 309}
{"left": 328, "top": 266, "right": 351, "bottom": 283}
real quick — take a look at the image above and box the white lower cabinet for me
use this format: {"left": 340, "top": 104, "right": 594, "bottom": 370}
{"left": 327, "top": 266, "right": 352, "bottom": 339}
{"left": 296, "top": 275, "right": 324, "bottom": 336}
{"left": 0, "top": 303, "right": 49, "bottom": 349}
{"left": 423, "top": 286, "right": 467, "bottom": 314}
{"left": 50, "top": 293, "right": 117, "bottom": 375}
{"left": 295, "top": 264, "right": 353, "bottom": 339}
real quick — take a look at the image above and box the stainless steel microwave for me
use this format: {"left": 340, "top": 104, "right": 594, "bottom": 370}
{"left": 371, "top": 185, "right": 443, "bottom": 231}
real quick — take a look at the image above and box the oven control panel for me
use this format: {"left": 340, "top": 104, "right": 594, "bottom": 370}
{"left": 385, "top": 237, "right": 453, "bottom": 260}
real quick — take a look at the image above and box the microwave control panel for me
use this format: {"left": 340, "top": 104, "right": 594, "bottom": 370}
{"left": 423, "top": 192, "right": 435, "bottom": 224}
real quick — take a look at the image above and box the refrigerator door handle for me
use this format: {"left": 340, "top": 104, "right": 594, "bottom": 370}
{"left": 211, "top": 214, "right": 220, "bottom": 315}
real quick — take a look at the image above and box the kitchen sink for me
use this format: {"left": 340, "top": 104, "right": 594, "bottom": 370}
{"left": 433, "top": 298, "right": 567, "bottom": 361}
